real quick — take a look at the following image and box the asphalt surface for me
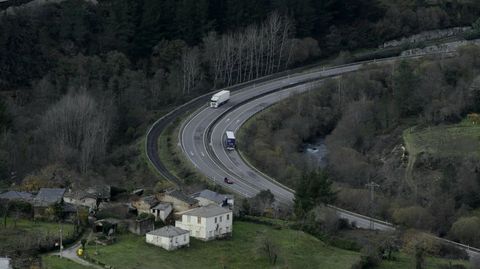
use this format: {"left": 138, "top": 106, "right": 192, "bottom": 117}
{"left": 180, "top": 64, "right": 360, "bottom": 200}
{"left": 179, "top": 60, "right": 402, "bottom": 231}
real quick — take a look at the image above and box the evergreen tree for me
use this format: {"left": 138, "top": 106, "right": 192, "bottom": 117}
{"left": 294, "top": 170, "right": 336, "bottom": 217}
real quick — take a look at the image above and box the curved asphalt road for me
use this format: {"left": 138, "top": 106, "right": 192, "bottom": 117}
{"left": 180, "top": 63, "right": 362, "bottom": 203}
{"left": 180, "top": 60, "right": 405, "bottom": 232}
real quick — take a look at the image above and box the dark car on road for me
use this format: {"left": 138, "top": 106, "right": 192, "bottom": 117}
{"left": 224, "top": 177, "right": 234, "bottom": 184}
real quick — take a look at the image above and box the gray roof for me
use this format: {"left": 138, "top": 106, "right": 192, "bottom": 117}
{"left": 141, "top": 196, "right": 159, "bottom": 207}
{"left": 86, "top": 185, "right": 111, "bottom": 199}
{"left": 95, "top": 218, "right": 121, "bottom": 225}
{"left": 152, "top": 202, "right": 171, "bottom": 211}
{"left": 34, "top": 188, "right": 65, "bottom": 206}
{"left": 65, "top": 185, "right": 111, "bottom": 200}
{"left": 147, "top": 226, "right": 189, "bottom": 237}
{"left": 167, "top": 190, "right": 197, "bottom": 205}
{"left": 64, "top": 189, "right": 96, "bottom": 200}
{"left": 192, "top": 189, "right": 233, "bottom": 204}
{"left": 179, "top": 204, "right": 231, "bottom": 218}
{"left": 0, "top": 191, "right": 33, "bottom": 201}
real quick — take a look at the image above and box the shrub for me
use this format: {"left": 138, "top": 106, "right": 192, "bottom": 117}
{"left": 449, "top": 216, "right": 480, "bottom": 247}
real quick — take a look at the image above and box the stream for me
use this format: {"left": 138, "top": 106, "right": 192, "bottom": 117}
{"left": 302, "top": 137, "right": 328, "bottom": 168}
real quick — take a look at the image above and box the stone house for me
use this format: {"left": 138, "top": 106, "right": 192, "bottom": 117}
{"left": 33, "top": 188, "right": 65, "bottom": 219}
{"left": 157, "top": 190, "right": 198, "bottom": 212}
{"left": 63, "top": 185, "right": 111, "bottom": 210}
{"left": 0, "top": 191, "right": 33, "bottom": 202}
{"left": 146, "top": 226, "right": 190, "bottom": 251}
{"left": 132, "top": 195, "right": 159, "bottom": 215}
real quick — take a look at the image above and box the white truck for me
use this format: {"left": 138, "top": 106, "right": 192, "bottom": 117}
{"left": 210, "top": 90, "right": 230, "bottom": 108}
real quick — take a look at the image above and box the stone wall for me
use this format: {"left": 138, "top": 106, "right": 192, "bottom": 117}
{"left": 400, "top": 39, "right": 480, "bottom": 56}
{"left": 380, "top": 27, "right": 471, "bottom": 49}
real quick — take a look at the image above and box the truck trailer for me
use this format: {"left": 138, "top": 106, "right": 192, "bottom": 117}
{"left": 210, "top": 90, "right": 230, "bottom": 108}
{"left": 225, "top": 131, "right": 235, "bottom": 150}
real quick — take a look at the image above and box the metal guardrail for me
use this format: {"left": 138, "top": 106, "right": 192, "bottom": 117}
{"left": 327, "top": 205, "right": 394, "bottom": 227}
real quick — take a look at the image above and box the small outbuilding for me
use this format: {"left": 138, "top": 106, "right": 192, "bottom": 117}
{"left": 146, "top": 226, "right": 190, "bottom": 251}
{"left": 151, "top": 203, "right": 172, "bottom": 222}
{"left": 191, "top": 189, "right": 234, "bottom": 208}
{"left": 128, "top": 215, "right": 155, "bottom": 235}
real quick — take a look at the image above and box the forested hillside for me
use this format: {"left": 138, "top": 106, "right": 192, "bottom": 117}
{"left": 239, "top": 46, "right": 480, "bottom": 247}
{"left": 2, "top": 0, "right": 480, "bottom": 191}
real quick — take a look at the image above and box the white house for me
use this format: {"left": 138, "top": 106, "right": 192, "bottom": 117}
{"left": 146, "top": 226, "right": 190, "bottom": 251}
{"left": 191, "top": 189, "right": 234, "bottom": 208}
{"left": 151, "top": 203, "right": 172, "bottom": 222}
{"left": 175, "top": 204, "right": 232, "bottom": 241}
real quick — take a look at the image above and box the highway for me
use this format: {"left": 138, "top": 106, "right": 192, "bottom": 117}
{"left": 180, "top": 64, "right": 361, "bottom": 201}
{"left": 178, "top": 59, "right": 402, "bottom": 231}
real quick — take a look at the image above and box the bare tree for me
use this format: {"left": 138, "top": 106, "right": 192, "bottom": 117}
{"left": 203, "top": 11, "right": 294, "bottom": 87}
{"left": 256, "top": 233, "right": 279, "bottom": 265}
{"left": 181, "top": 46, "right": 201, "bottom": 95}
{"left": 40, "top": 90, "right": 112, "bottom": 174}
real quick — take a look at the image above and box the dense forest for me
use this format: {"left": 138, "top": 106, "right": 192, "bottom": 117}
{"left": 2, "top": 0, "right": 480, "bottom": 191}
{"left": 239, "top": 46, "right": 480, "bottom": 247}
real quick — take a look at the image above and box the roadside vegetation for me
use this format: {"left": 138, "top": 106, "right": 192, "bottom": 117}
{"left": 42, "top": 256, "right": 89, "bottom": 269}
{"left": 239, "top": 45, "right": 480, "bottom": 249}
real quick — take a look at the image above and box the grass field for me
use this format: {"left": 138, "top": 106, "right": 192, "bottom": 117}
{"left": 82, "top": 220, "right": 471, "bottom": 269}
{"left": 377, "top": 252, "right": 469, "bottom": 269}
{"left": 42, "top": 256, "right": 89, "bottom": 269}
{"left": 85, "top": 221, "right": 360, "bottom": 269}
{"left": 403, "top": 120, "right": 480, "bottom": 158}
{"left": 0, "top": 218, "right": 75, "bottom": 251}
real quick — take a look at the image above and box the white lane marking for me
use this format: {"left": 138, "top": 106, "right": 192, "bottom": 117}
{"left": 201, "top": 152, "right": 205, "bottom": 157}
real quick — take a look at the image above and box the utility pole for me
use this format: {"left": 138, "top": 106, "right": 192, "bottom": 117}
{"left": 59, "top": 223, "right": 63, "bottom": 258}
{"left": 365, "top": 181, "right": 380, "bottom": 230}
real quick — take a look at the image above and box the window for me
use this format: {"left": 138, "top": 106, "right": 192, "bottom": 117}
{"left": 214, "top": 217, "right": 217, "bottom": 223}
{"left": 227, "top": 214, "right": 230, "bottom": 221}
{"left": 184, "top": 235, "right": 187, "bottom": 241}
{"left": 220, "top": 216, "right": 222, "bottom": 222}
{"left": 197, "top": 217, "right": 201, "bottom": 224}
{"left": 187, "top": 215, "right": 191, "bottom": 223}
{"left": 175, "top": 237, "right": 178, "bottom": 243}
